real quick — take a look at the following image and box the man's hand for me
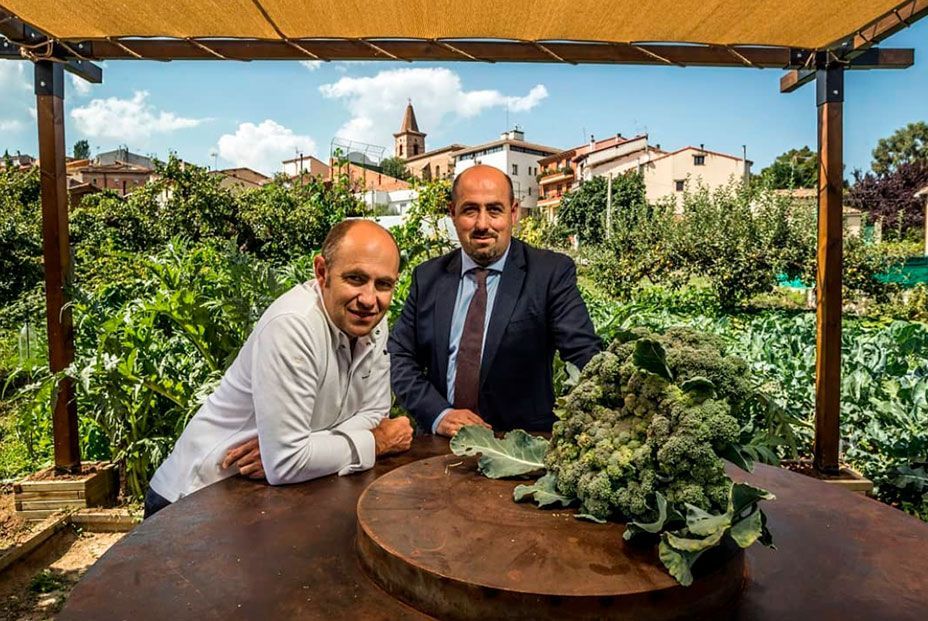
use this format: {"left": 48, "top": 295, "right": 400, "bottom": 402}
{"left": 436, "top": 409, "right": 491, "bottom": 437}
{"left": 372, "top": 416, "right": 413, "bottom": 456}
{"left": 221, "top": 438, "right": 266, "bottom": 479}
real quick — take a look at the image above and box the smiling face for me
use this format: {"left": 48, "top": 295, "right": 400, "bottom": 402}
{"left": 314, "top": 221, "right": 400, "bottom": 339}
{"left": 450, "top": 165, "right": 519, "bottom": 266}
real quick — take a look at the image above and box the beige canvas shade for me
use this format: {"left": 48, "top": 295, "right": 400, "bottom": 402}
{"left": 0, "top": 0, "right": 908, "bottom": 50}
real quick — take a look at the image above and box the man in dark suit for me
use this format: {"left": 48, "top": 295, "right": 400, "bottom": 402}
{"left": 388, "top": 164, "right": 602, "bottom": 436}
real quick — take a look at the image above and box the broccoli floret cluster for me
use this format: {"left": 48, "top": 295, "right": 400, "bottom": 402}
{"left": 546, "top": 331, "right": 742, "bottom": 522}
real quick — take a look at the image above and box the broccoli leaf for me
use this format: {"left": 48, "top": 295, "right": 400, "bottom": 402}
{"left": 729, "top": 508, "right": 764, "bottom": 548}
{"left": 664, "top": 528, "right": 727, "bottom": 552}
{"left": 729, "top": 482, "right": 775, "bottom": 516}
{"left": 625, "top": 492, "right": 672, "bottom": 540}
{"left": 683, "top": 503, "right": 731, "bottom": 537}
{"left": 680, "top": 376, "right": 716, "bottom": 402}
{"left": 575, "top": 513, "right": 608, "bottom": 524}
{"left": 658, "top": 540, "right": 702, "bottom": 587}
{"left": 514, "top": 473, "right": 575, "bottom": 508}
{"left": 450, "top": 426, "right": 548, "bottom": 478}
{"left": 633, "top": 339, "right": 673, "bottom": 381}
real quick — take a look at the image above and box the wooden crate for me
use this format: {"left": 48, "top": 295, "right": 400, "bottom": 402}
{"left": 14, "top": 462, "right": 119, "bottom": 521}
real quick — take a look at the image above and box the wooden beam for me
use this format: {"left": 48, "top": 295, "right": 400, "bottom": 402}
{"left": 781, "top": 47, "right": 913, "bottom": 93}
{"left": 781, "top": 69, "right": 816, "bottom": 93}
{"left": 35, "top": 61, "right": 80, "bottom": 473}
{"left": 814, "top": 66, "right": 844, "bottom": 474}
{"left": 835, "top": 0, "right": 928, "bottom": 52}
{"left": 33, "top": 37, "right": 811, "bottom": 67}
{"left": 0, "top": 32, "right": 103, "bottom": 83}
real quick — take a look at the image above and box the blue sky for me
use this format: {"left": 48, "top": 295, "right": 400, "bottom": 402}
{"left": 1, "top": 18, "right": 926, "bottom": 176}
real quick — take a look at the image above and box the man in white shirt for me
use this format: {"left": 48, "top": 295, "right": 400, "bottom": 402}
{"left": 145, "top": 220, "right": 413, "bottom": 517}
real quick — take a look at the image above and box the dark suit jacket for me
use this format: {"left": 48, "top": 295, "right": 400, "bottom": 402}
{"left": 388, "top": 238, "right": 602, "bottom": 432}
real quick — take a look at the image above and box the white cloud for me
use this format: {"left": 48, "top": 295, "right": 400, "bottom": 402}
{"left": 319, "top": 68, "right": 548, "bottom": 146}
{"left": 69, "top": 73, "right": 93, "bottom": 96}
{"left": 0, "top": 61, "right": 29, "bottom": 92}
{"left": 0, "top": 119, "right": 24, "bottom": 132}
{"left": 300, "top": 60, "right": 323, "bottom": 71}
{"left": 216, "top": 119, "right": 316, "bottom": 176}
{"left": 70, "top": 91, "right": 204, "bottom": 142}
{"left": 27, "top": 106, "right": 36, "bottom": 120}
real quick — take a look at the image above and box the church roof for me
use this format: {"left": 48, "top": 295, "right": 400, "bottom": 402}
{"left": 395, "top": 102, "right": 425, "bottom": 137}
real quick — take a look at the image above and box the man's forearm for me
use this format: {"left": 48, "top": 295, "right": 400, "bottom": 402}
{"left": 259, "top": 429, "right": 375, "bottom": 486}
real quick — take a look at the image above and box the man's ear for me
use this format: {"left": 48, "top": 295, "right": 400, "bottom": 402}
{"left": 314, "top": 254, "right": 327, "bottom": 286}
{"left": 510, "top": 200, "right": 521, "bottom": 225}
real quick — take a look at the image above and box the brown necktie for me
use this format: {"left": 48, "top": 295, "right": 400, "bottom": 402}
{"left": 454, "top": 268, "right": 488, "bottom": 413}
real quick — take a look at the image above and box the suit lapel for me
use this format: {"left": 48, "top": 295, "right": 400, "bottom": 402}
{"left": 433, "top": 250, "right": 461, "bottom": 390}
{"left": 480, "top": 240, "right": 526, "bottom": 388}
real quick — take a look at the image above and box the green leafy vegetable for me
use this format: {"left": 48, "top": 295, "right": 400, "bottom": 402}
{"left": 514, "top": 473, "right": 574, "bottom": 508}
{"left": 450, "top": 426, "right": 548, "bottom": 478}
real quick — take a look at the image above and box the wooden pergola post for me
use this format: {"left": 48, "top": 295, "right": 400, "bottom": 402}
{"left": 35, "top": 60, "right": 80, "bottom": 473}
{"left": 814, "top": 64, "right": 844, "bottom": 474}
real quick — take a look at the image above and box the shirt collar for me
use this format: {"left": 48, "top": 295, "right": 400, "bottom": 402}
{"left": 460, "top": 242, "right": 511, "bottom": 277}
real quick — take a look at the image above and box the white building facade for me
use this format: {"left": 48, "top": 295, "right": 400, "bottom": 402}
{"left": 452, "top": 130, "right": 559, "bottom": 212}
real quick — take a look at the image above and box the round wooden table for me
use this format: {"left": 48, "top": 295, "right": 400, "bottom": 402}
{"left": 59, "top": 436, "right": 928, "bottom": 620}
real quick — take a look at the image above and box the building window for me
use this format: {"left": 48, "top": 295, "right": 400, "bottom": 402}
{"left": 414, "top": 144, "right": 420, "bottom": 156}
{"left": 435, "top": 165, "right": 440, "bottom": 177}
{"left": 675, "top": 180, "right": 685, "bottom": 192}
{"left": 528, "top": 187, "right": 532, "bottom": 196}
{"left": 694, "top": 155, "right": 706, "bottom": 166}
{"left": 511, "top": 163, "right": 518, "bottom": 175}
{"left": 399, "top": 145, "right": 403, "bottom": 156}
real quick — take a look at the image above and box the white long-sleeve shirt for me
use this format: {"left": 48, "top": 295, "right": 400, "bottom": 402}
{"left": 149, "top": 281, "right": 390, "bottom": 502}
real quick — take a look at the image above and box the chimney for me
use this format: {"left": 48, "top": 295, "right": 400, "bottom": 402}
{"left": 589, "top": 134, "right": 595, "bottom": 150}
{"left": 700, "top": 143, "right": 705, "bottom": 152}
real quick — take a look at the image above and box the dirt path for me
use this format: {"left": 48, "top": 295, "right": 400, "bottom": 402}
{"left": 0, "top": 527, "right": 124, "bottom": 620}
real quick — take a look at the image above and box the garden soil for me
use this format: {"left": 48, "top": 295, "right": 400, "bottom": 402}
{"left": 0, "top": 524, "right": 123, "bottom": 620}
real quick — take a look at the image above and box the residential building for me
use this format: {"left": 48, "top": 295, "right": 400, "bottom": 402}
{"left": 69, "top": 162, "right": 155, "bottom": 197}
{"left": 452, "top": 128, "right": 560, "bottom": 212}
{"left": 638, "top": 146, "right": 750, "bottom": 209}
{"left": 773, "top": 187, "right": 866, "bottom": 237}
{"left": 1, "top": 151, "right": 35, "bottom": 168}
{"left": 538, "top": 134, "right": 657, "bottom": 217}
{"left": 67, "top": 178, "right": 102, "bottom": 206}
{"left": 404, "top": 144, "right": 467, "bottom": 180}
{"left": 212, "top": 167, "right": 271, "bottom": 191}
{"left": 94, "top": 147, "right": 155, "bottom": 170}
{"left": 359, "top": 188, "right": 418, "bottom": 216}
{"left": 539, "top": 135, "right": 751, "bottom": 216}
{"left": 394, "top": 101, "right": 426, "bottom": 159}
{"left": 282, "top": 154, "right": 330, "bottom": 179}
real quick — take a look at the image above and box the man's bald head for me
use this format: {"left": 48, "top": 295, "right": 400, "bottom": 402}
{"left": 321, "top": 219, "right": 400, "bottom": 269}
{"left": 315, "top": 219, "right": 400, "bottom": 339}
{"left": 451, "top": 165, "right": 514, "bottom": 208}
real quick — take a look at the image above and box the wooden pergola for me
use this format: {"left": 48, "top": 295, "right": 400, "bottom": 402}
{"left": 1, "top": 0, "right": 926, "bottom": 476}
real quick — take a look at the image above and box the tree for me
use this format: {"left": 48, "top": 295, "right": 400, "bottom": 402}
{"left": 847, "top": 161, "right": 928, "bottom": 239}
{"left": 872, "top": 122, "right": 928, "bottom": 175}
{"left": 758, "top": 146, "right": 818, "bottom": 189}
{"left": 556, "top": 172, "right": 646, "bottom": 246}
{"left": 73, "top": 139, "right": 91, "bottom": 160}
{"left": 380, "top": 156, "right": 410, "bottom": 181}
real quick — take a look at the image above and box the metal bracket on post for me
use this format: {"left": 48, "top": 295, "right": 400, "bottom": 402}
{"left": 35, "top": 60, "right": 64, "bottom": 97}
{"left": 816, "top": 65, "right": 844, "bottom": 106}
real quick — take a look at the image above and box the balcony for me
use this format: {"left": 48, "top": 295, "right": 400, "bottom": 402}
{"left": 538, "top": 168, "right": 574, "bottom": 185}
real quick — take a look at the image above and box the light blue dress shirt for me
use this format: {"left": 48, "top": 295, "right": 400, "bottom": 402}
{"left": 432, "top": 244, "right": 511, "bottom": 433}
